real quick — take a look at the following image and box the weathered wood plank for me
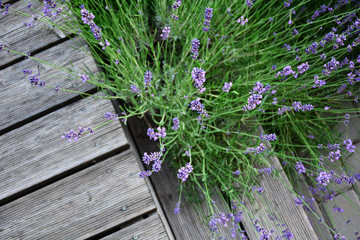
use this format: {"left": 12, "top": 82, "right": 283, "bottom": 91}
{"left": 241, "top": 126, "right": 317, "bottom": 239}
{"left": 0, "top": 37, "right": 97, "bottom": 132}
{"left": 0, "top": 0, "right": 66, "bottom": 67}
{"left": 118, "top": 111, "right": 234, "bottom": 239}
{"left": 0, "top": 95, "right": 127, "bottom": 202}
{"left": 0, "top": 150, "right": 156, "bottom": 239}
{"left": 101, "top": 213, "right": 169, "bottom": 240}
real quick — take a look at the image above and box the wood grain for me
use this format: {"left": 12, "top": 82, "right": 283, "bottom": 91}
{"left": 0, "top": 0, "right": 67, "bottom": 67}
{"left": 240, "top": 125, "right": 317, "bottom": 239}
{"left": 0, "top": 150, "right": 157, "bottom": 239}
{"left": 0, "top": 94, "right": 127, "bottom": 202}
{"left": 0, "top": 37, "right": 98, "bottom": 132}
{"left": 101, "top": 213, "right": 169, "bottom": 240}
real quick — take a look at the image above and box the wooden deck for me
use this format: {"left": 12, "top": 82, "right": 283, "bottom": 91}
{"left": 4, "top": 1, "right": 356, "bottom": 239}
{"left": 0, "top": 2, "right": 172, "bottom": 239}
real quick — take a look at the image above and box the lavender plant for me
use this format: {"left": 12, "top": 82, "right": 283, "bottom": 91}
{"left": 2, "top": 0, "right": 360, "bottom": 238}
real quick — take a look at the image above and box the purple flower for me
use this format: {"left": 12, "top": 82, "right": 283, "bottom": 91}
{"left": 142, "top": 151, "right": 162, "bottom": 165}
{"left": 222, "top": 82, "right": 233, "bottom": 92}
{"left": 344, "top": 139, "right": 356, "bottom": 153}
{"left": 288, "top": 20, "right": 293, "bottom": 25}
{"left": 344, "top": 113, "right": 350, "bottom": 125}
{"left": 79, "top": 74, "right": 90, "bottom": 83}
{"left": 333, "top": 204, "right": 344, "bottom": 214}
{"left": 294, "top": 196, "right": 304, "bottom": 206}
{"left": 143, "top": 70, "right": 153, "bottom": 87}
{"left": 172, "top": 0, "right": 181, "bottom": 9}
{"left": 174, "top": 202, "right": 181, "bottom": 215}
{"left": 316, "top": 171, "right": 331, "bottom": 186}
{"left": 172, "top": 118, "right": 180, "bottom": 130}
{"left": 313, "top": 75, "right": 326, "bottom": 88}
{"left": 298, "top": 62, "right": 310, "bottom": 74}
{"left": 171, "top": 14, "right": 178, "bottom": 20}
{"left": 203, "top": 8, "right": 213, "bottom": 32}
{"left": 237, "top": 16, "right": 248, "bottom": 25}
{"left": 131, "top": 84, "right": 141, "bottom": 96}
{"left": 295, "top": 162, "right": 306, "bottom": 174}
{"left": 177, "top": 163, "right": 193, "bottom": 181}
{"left": 99, "top": 39, "right": 110, "bottom": 50}
{"left": 190, "top": 38, "right": 200, "bottom": 59}
{"left": 160, "top": 26, "right": 171, "bottom": 40}
{"left": 259, "top": 133, "right": 277, "bottom": 141}
{"left": 80, "top": 6, "right": 95, "bottom": 24}
{"left": 328, "top": 150, "right": 341, "bottom": 162}
{"left": 61, "top": 126, "right": 94, "bottom": 142}
{"left": 104, "top": 112, "right": 118, "bottom": 120}
{"left": 157, "top": 127, "right": 166, "bottom": 138}
{"left": 139, "top": 170, "right": 152, "bottom": 178}
{"left": 284, "top": 1, "right": 291, "bottom": 7}
{"left": 147, "top": 128, "right": 158, "bottom": 141}
{"left": 191, "top": 67, "right": 206, "bottom": 93}
{"left": 246, "top": 0, "right": 254, "bottom": 8}
{"left": 323, "top": 57, "right": 339, "bottom": 76}
{"left": 24, "top": 69, "right": 46, "bottom": 86}
{"left": 233, "top": 170, "right": 240, "bottom": 175}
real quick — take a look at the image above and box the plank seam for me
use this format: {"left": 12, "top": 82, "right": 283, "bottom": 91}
{"left": 0, "top": 144, "right": 130, "bottom": 207}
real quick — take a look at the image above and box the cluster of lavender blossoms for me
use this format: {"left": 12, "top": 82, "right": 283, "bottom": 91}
{"left": 23, "top": 69, "right": 45, "bottom": 86}
{"left": 172, "top": 118, "right": 180, "bottom": 130}
{"left": 192, "top": 67, "right": 206, "bottom": 93}
{"left": 222, "top": 82, "right": 233, "bottom": 92}
{"left": 259, "top": 133, "right": 277, "bottom": 141}
{"left": 171, "top": 0, "right": 181, "bottom": 9}
{"left": 61, "top": 126, "right": 94, "bottom": 142}
{"left": 295, "top": 162, "right": 306, "bottom": 174}
{"left": 147, "top": 127, "right": 166, "bottom": 141}
{"left": 80, "top": 5, "right": 106, "bottom": 47}
{"left": 243, "top": 81, "right": 271, "bottom": 111}
{"left": 140, "top": 151, "right": 163, "bottom": 177}
{"left": 190, "top": 38, "right": 200, "bottom": 59}
{"left": 104, "top": 112, "right": 118, "bottom": 120}
{"left": 203, "top": 7, "right": 213, "bottom": 32}
{"left": 78, "top": 73, "right": 89, "bottom": 83}
{"left": 143, "top": 70, "right": 153, "bottom": 87}
{"left": 160, "top": 26, "right": 171, "bottom": 40}
{"left": 245, "top": 143, "right": 267, "bottom": 155}
{"left": 177, "top": 163, "right": 193, "bottom": 182}
{"left": 43, "top": 0, "right": 62, "bottom": 20}
{"left": 189, "top": 98, "right": 210, "bottom": 125}
{"left": 344, "top": 139, "right": 356, "bottom": 153}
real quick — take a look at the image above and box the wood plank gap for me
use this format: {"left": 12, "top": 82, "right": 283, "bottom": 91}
{"left": 0, "top": 143, "right": 129, "bottom": 207}
{"left": 2, "top": 0, "right": 19, "bottom": 5}
{"left": 86, "top": 209, "right": 158, "bottom": 240}
{"left": 0, "top": 87, "right": 97, "bottom": 136}
{"left": 0, "top": 33, "right": 75, "bottom": 70}
{"left": 111, "top": 98, "right": 176, "bottom": 240}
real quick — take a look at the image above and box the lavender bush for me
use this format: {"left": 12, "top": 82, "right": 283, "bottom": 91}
{"left": 2, "top": 0, "right": 360, "bottom": 238}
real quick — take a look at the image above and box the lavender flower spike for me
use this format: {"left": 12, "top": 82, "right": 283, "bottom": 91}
{"left": 192, "top": 67, "right": 206, "bottom": 93}
{"left": 144, "top": 70, "right": 153, "bottom": 87}
{"left": 160, "top": 26, "right": 171, "bottom": 40}
{"left": 203, "top": 8, "right": 213, "bottom": 32}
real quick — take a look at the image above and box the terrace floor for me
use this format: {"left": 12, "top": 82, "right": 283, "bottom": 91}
{"left": 1, "top": 1, "right": 359, "bottom": 240}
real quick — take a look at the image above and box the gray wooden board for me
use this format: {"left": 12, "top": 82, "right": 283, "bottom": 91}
{"left": 0, "top": 94, "right": 127, "bottom": 202}
{"left": 0, "top": 37, "right": 98, "bottom": 132}
{"left": 0, "top": 0, "right": 66, "bottom": 67}
{"left": 101, "top": 213, "right": 169, "bottom": 240}
{"left": 240, "top": 125, "right": 317, "bottom": 239}
{"left": 0, "top": 150, "right": 157, "bottom": 239}
{"left": 121, "top": 113, "right": 234, "bottom": 239}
